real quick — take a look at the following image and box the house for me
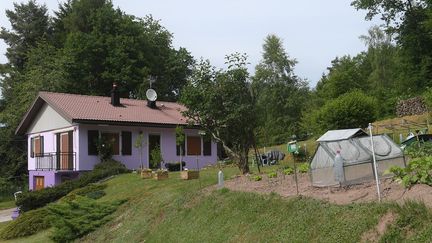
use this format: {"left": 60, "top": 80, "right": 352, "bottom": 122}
{"left": 310, "top": 128, "right": 405, "bottom": 187}
{"left": 16, "top": 86, "right": 218, "bottom": 190}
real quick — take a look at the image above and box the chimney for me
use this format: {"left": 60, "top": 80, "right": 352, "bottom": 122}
{"left": 111, "top": 83, "right": 120, "bottom": 106}
{"left": 147, "top": 100, "right": 157, "bottom": 109}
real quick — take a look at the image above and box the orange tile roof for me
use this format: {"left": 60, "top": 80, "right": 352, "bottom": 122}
{"left": 16, "top": 92, "right": 190, "bottom": 134}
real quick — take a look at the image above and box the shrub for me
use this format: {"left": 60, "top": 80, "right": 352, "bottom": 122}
{"left": 283, "top": 167, "right": 294, "bottom": 175}
{"left": 165, "top": 161, "right": 186, "bottom": 171}
{"left": 268, "top": 172, "right": 277, "bottom": 178}
{"left": 150, "top": 145, "right": 163, "bottom": 168}
{"left": 405, "top": 141, "right": 432, "bottom": 158}
{"left": 48, "top": 196, "right": 126, "bottom": 242}
{"left": 0, "top": 208, "right": 52, "bottom": 239}
{"left": 389, "top": 157, "right": 432, "bottom": 188}
{"left": 16, "top": 160, "right": 128, "bottom": 212}
{"left": 306, "top": 90, "right": 377, "bottom": 134}
{"left": 62, "top": 184, "right": 107, "bottom": 202}
{"left": 297, "top": 163, "right": 310, "bottom": 173}
{"left": 96, "top": 136, "right": 114, "bottom": 162}
{"left": 251, "top": 175, "right": 262, "bottom": 181}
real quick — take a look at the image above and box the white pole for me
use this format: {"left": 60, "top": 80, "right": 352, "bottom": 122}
{"left": 368, "top": 123, "right": 381, "bottom": 202}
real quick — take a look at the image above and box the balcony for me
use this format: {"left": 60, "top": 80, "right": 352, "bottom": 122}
{"left": 35, "top": 152, "right": 76, "bottom": 171}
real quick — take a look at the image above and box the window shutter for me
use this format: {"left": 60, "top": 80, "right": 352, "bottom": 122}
{"left": 121, "top": 131, "right": 132, "bottom": 155}
{"left": 30, "top": 137, "right": 35, "bottom": 158}
{"left": 40, "top": 136, "right": 44, "bottom": 154}
{"left": 88, "top": 130, "right": 99, "bottom": 155}
{"left": 203, "top": 137, "right": 212, "bottom": 156}
{"left": 187, "top": 136, "right": 201, "bottom": 156}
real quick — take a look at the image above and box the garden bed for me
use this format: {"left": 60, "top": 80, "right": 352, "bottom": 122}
{"left": 221, "top": 173, "right": 432, "bottom": 206}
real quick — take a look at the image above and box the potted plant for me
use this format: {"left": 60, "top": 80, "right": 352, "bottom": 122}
{"left": 153, "top": 169, "right": 169, "bottom": 180}
{"left": 140, "top": 168, "right": 152, "bottom": 179}
{"left": 181, "top": 169, "right": 199, "bottom": 180}
{"left": 150, "top": 145, "right": 168, "bottom": 180}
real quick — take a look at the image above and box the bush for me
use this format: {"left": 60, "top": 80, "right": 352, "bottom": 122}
{"left": 306, "top": 90, "right": 377, "bottom": 134}
{"left": 283, "top": 167, "right": 294, "bottom": 175}
{"left": 48, "top": 196, "right": 126, "bottom": 242}
{"left": 405, "top": 141, "right": 432, "bottom": 158}
{"left": 165, "top": 161, "right": 186, "bottom": 171}
{"left": 268, "top": 172, "right": 277, "bottom": 178}
{"left": 297, "top": 163, "right": 310, "bottom": 173}
{"left": 16, "top": 160, "right": 128, "bottom": 212}
{"left": 389, "top": 157, "right": 432, "bottom": 188}
{"left": 0, "top": 208, "right": 52, "bottom": 239}
{"left": 62, "top": 184, "right": 107, "bottom": 202}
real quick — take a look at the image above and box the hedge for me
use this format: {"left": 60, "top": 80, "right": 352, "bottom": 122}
{"left": 17, "top": 160, "right": 128, "bottom": 212}
{"left": 164, "top": 161, "right": 186, "bottom": 171}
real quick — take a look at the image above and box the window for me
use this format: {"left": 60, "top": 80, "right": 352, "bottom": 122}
{"left": 203, "top": 136, "right": 212, "bottom": 156}
{"left": 31, "top": 136, "right": 44, "bottom": 158}
{"left": 121, "top": 131, "right": 132, "bottom": 155}
{"left": 187, "top": 136, "right": 201, "bottom": 156}
{"left": 88, "top": 130, "right": 99, "bottom": 155}
{"left": 101, "top": 132, "right": 120, "bottom": 155}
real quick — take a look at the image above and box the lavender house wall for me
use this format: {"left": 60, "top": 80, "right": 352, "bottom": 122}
{"left": 78, "top": 124, "right": 218, "bottom": 170}
{"left": 27, "top": 123, "right": 218, "bottom": 190}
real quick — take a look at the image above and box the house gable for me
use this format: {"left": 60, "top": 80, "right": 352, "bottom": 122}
{"left": 28, "top": 103, "right": 72, "bottom": 134}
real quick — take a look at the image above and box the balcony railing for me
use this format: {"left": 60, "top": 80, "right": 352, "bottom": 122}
{"left": 35, "top": 152, "right": 76, "bottom": 171}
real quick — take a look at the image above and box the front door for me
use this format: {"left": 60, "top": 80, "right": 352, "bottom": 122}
{"left": 35, "top": 176, "right": 44, "bottom": 191}
{"left": 148, "top": 134, "right": 161, "bottom": 169}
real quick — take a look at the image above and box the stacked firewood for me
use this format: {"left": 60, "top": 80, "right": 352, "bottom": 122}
{"left": 396, "top": 97, "right": 428, "bottom": 117}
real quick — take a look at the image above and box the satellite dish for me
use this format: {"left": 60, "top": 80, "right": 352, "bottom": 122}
{"left": 146, "top": 89, "right": 157, "bottom": 102}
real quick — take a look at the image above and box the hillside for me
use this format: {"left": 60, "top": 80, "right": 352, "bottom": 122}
{"left": 3, "top": 166, "right": 432, "bottom": 242}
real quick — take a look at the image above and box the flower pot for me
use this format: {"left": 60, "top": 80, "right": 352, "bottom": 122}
{"left": 141, "top": 170, "right": 152, "bottom": 179}
{"left": 181, "top": 170, "right": 199, "bottom": 180}
{"left": 153, "top": 170, "right": 169, "bottom": 180}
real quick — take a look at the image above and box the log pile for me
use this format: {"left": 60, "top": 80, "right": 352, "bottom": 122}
{"left": 396, "top": 97, "right": 428, "bottom": 117}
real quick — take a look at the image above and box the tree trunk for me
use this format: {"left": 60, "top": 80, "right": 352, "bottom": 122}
{"left": 238, "top": 149, "right": 250, "bottom": 174}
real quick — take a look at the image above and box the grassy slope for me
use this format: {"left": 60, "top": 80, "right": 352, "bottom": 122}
{"left": 4, "top": 165, "right": 432, "bottom": 242}
{"left": 82, "top": 167, "right": 390, "bottom": 243}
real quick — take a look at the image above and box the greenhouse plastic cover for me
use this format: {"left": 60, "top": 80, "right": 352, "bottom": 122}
{"left": 311, "top": 132, "right": 405, "bottom": 187}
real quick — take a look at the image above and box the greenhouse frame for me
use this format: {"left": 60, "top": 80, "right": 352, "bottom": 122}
{"left": 310, "top": 128, "right": 406, "bottom": 187}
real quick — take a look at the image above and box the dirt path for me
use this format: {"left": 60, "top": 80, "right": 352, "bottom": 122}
{"left": 0, "top": 208, "right": 15, "bottom": 222}
{"left": 222, "top": 173, "right": 432, "bottom": 206}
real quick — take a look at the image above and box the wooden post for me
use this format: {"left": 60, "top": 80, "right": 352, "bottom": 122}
{"left": 293, "top": 152, "right": 299, "bottom": 196}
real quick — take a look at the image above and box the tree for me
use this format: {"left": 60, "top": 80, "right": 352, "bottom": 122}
{"left": 252, "top": 35, "right": 309, "bottom": 146}
{"left": 180, "top": 54, "right": 256, "bottom": 174}
{"left": 352, "top": 0, "right": 432, "bottom": 92}
{"left": 52, "top": 0, "right": 193, "bottom": 99}
{"left": 316, "top": 54, "right": 371, "bottom": 100}
{"left": 0, "top": 0, "right": 50, "bottom": 71}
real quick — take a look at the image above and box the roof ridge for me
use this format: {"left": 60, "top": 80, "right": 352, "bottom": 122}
{"left": 39, "top": 91, "right": 180, "bottom": 104}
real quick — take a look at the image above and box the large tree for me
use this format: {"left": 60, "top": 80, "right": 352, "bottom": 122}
{"left": 352, "top": 0, "right": 432, "bottom": 92}
{"left": 180, "top": 54, "right": 256, "bottom": 174}
{"left": 51, "top": 0, "right": 193, "bottom": 99}
{"left": 252, "top": 35, "right": 309, "bottom": 146}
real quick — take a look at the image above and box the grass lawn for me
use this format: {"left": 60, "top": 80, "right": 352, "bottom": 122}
{"left": 0, "top": 200, "right": 15, "bottom": 210}
{"left": 3, "top": 165, "right": 432, "bottom": 242}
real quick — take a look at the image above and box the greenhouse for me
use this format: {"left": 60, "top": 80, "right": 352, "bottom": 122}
{"left": 311, "top": 128, "right": 406, "bottom": 187}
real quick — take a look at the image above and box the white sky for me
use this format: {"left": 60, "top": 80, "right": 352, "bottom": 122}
{"left": 0, "top": 0, "right": 381, "bottom": 87}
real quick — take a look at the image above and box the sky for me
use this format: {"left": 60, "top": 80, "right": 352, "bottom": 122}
{"left": 0, "top": 0, "right": 381, "bottom": 87}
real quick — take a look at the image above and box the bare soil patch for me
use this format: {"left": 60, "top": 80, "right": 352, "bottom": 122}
{"left": 360, "top": 211, "right": 397, "bottom": 243}
{"left": 222, "top": 173, "right": 432, "bottom": 206}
